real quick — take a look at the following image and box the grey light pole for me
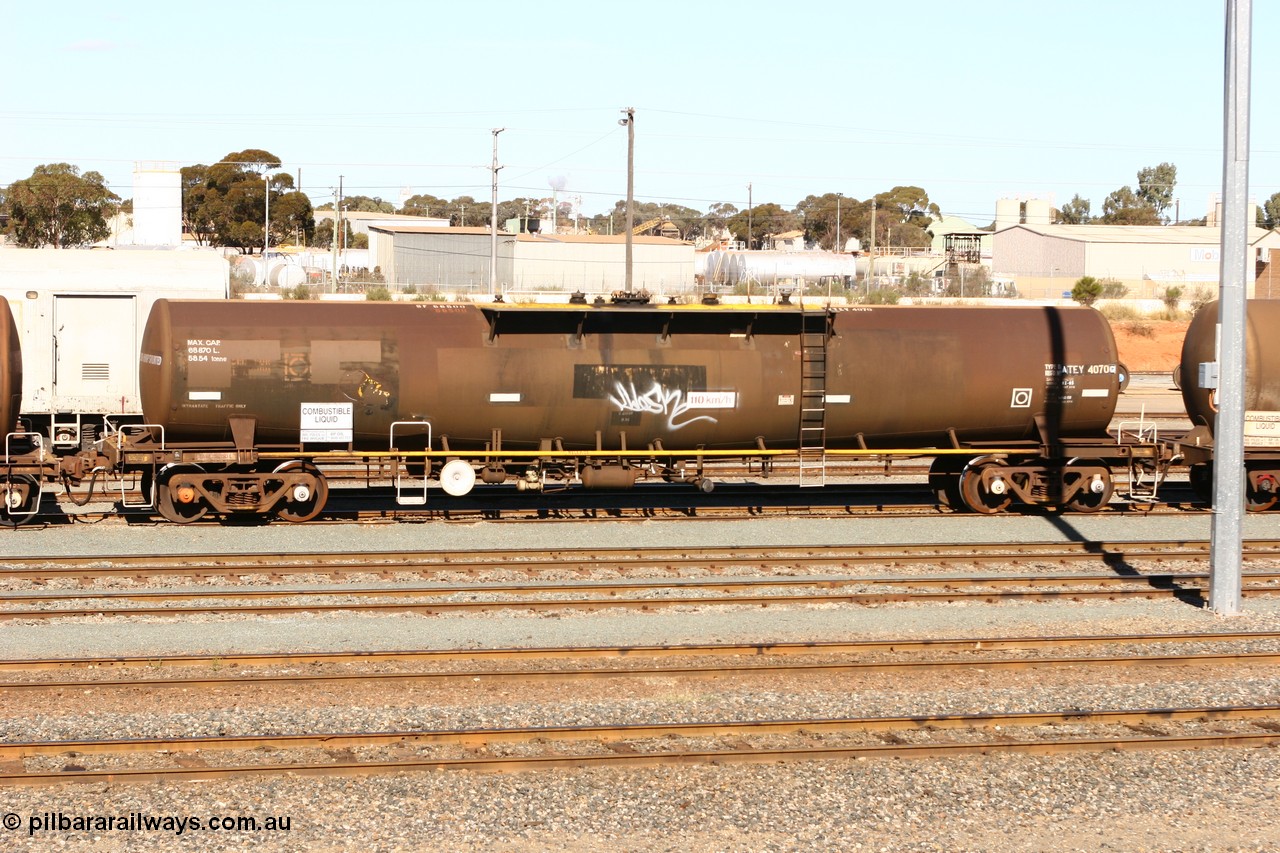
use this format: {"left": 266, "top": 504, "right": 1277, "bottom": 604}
{"left": 330, "top": 176, "right": 344, "bottom": 290}
{"left": 746, "top": 182, "right": 753, "bottom": 250}
{"left": 263, "top": 171, "right": 270, "bottom": 260}
{"left": 866, "top": 200, "right": 877, "bottom": 293}
{"left": 835, "top": 193, "right": 842, "bottom": 253}
{"left": 490, "top": 128, "right": 505, "bottom": 298}
{"left": 620, "top": 108, "right": 635, "bottom": 293}
{"left": 1210, "top": 0, "right": 1253, "bottom": 615}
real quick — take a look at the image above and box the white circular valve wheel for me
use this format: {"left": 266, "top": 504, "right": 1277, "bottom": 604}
{"left": 439, "top": 459, "right": 478, "bottom": 497}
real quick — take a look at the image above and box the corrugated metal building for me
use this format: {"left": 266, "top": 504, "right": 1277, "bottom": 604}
{"left": 512, "top": 233, "right": 693, "bottom": 294}
{"left": 370, "top": 225, "right": 516, "bottom": 294}
{"left": 370, "top": 225, "right": 694, "bottom": 296}
{"left": 993, "top": 224, "right": 1280, "bottom": 299}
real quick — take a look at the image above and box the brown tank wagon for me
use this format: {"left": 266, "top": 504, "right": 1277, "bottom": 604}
{"left": 141, "top": 301, "right": 1121, "bottom": 447}
{"left": 113, "top": 298, "right": 1155, "bottom": 522}
{"left": 1178, "top": 299, "right": 1280, "bottom": 511}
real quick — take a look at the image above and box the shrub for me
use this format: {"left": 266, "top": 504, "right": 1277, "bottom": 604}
{"left": 1098, "top": 303, "right": 1141, "bottom": 321}
{"left": 1098, "top": 278, "right": 1128, "bottom": 299}
{"left": 861, "top": 287, "right": 901, "bottom": 305}
{"left": 1071, "top": 276, "right": 1103, "bottom": 306}
{"left": 365, "top": 286, "right": 393, "bottom": 302}
{"left": 1190, "top": 287, "right": 1215, "bottom": 314}
{"left": 1125, "top": 321, "right": 1155, "bottom": 338}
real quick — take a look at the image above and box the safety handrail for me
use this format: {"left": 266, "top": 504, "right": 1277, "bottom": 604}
{"left": 389, "top": 421, "right": 431, "bottom": 506}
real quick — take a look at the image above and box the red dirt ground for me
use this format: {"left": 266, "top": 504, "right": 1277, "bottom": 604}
{"left": 1111, "top": 319, "right": 1188, "bottom": 374}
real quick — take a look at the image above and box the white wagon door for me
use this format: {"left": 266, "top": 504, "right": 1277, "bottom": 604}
{"left": 53, "top": 295, "right": 138, "bottom": 413}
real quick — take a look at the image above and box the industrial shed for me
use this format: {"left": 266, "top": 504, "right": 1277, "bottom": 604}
{"left": 369, "top": 225, "right": 516, "bottom": 296}
{"left": 993, "top": 224, "right": 1280, "bottom": 300}
{"left": 511, "top": 233, "right": 693, "bottom": 295}
{"left": 370, "top": 226, "right": 694, "bottom": 297}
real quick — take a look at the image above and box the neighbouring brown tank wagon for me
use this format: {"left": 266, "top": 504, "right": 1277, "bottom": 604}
{"left": 123, "top": 298, "right": 1140, "bottom": 521}
{"left": 2, "top": 297, "right": 55, "bottom": 525}
{"left": 1178, "top": 299, "right": 1280, "bottom": 510}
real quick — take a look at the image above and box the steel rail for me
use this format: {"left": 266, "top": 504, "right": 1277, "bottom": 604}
{"left": 6, "top": 704, "right": 1279, "bottom": 760}
{"left": 4, "top": 707, "right": 1279, "bottom": 786}
{"left": 4, "top": 650, "right": 1280, "bottom": 693}
{"left": 0, "top": 568, "right": 1274, "bottom": 601}
{"left": 3, "top": 539, "right": 1277, "bottom": 580}
{"left": 5, "top": 582, "right": 1277, "bottom": 620}
{"left": 3, "top": 571, "right": 1280, "bottom": 608}
{"left": 2, "top": 630, "right": 1276, "bottom": 672}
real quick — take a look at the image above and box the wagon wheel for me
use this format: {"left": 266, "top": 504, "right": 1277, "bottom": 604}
{"left": 958, "top": 461, "right": 1012, "bottom": 514}
{"left": 927, "top": 456, "right": 966, "bottom": 509}
{"left": 1063, "top": 460, "right": 1113, "bottom": 513}
{"left": 0, "top": 474, "right": 39, "bottom": 528}
{"left": 1188, "top": 463, "right": 1212, "bottom": 503}
{"left": 274, "top": 461, "right": 329, "bottom": 523}
{"left": 156, "top": 465, "right": 208, "bottom": 524}
{"left": 1246, "top": 466, "right": 1278, "bottom": 513}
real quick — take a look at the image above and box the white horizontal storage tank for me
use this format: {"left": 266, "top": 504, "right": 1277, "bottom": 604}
{"left": 268, "top": 262, "right": 306, "bottom": 289}
{"left": 231, "top": 255, "right": 266, "bottom": 286}
{"left": 701, "top": 251, "right": 862, "bottom": 286}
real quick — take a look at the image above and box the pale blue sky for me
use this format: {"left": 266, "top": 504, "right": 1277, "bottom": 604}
{"left": 3, "top": 0, "right": 1274, "bottom": 224}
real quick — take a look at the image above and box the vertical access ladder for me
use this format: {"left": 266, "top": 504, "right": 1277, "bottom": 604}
{"left": 798, "top": 307, "right": 829, "bottom": 486}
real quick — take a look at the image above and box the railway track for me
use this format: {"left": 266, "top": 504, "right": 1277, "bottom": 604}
{"left": 4, "top": 540, "right": 1277, "bottom": 619}
{"left": 2, "top": 628, "right": 1278, "bottom": 671}
{"left": 5, "top": 629, "right": 1280, "bottom": 786}
{"left": 6, "top": 704, "right": 1279, "bottom": 785}
{"left": 4, "top": 643, "right": 1280, "bottom": 691}
{"left": 35, "top": 493, "right": 1213, "bottom": 527}
{"left": 2, "top": 573, "right": 1280, "bottom": 620}
{"left": 5, "top": 539, "right": 1277, "bottom": 581}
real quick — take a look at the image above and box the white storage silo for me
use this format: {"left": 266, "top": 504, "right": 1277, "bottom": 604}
{"left": 995, "top": 198, "right": 1020, "bottom": 231}
{"left": 1024, "top": 198, "right": 1051, "bottom": 225}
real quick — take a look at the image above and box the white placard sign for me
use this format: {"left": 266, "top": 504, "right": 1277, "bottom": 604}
{"left": 1245, "top": 411, "right": 1280, "bottom": 447}
{"left": 300, "top": 402, "right": 353, "bottom": 443}
{"left": 685, "top": 391, "right": 737, "bottom": 408}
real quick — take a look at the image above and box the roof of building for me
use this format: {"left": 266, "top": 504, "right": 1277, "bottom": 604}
{"left": 1001, "top": 223, "right": 1276, "bottom": 245}
{"left": 368, "top": 225, "right": 506, "bottom": 236}
{"left": 515, "top": 233, "right": 689, "bottom": 246}
{"left": 928, "top": 215, "right": 991, "bottom": 236}
{"left": 317, "top": 210, "right": 441, "bottom": 222}
{"left": 366, "top": 225, "right": 691, "bottom": 245}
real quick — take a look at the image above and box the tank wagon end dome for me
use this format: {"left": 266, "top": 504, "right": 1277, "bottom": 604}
{"left": 1180, "top": 299, "right": 1280, "bottom": 435}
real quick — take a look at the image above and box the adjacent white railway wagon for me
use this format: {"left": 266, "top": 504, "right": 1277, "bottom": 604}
{"left": 0, "top": 248, "right": 229, "bottom": 449}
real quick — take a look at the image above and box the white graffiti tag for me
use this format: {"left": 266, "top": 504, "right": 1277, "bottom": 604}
{"left": 608, "top": 381, "right": 719, "bottom": 431}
